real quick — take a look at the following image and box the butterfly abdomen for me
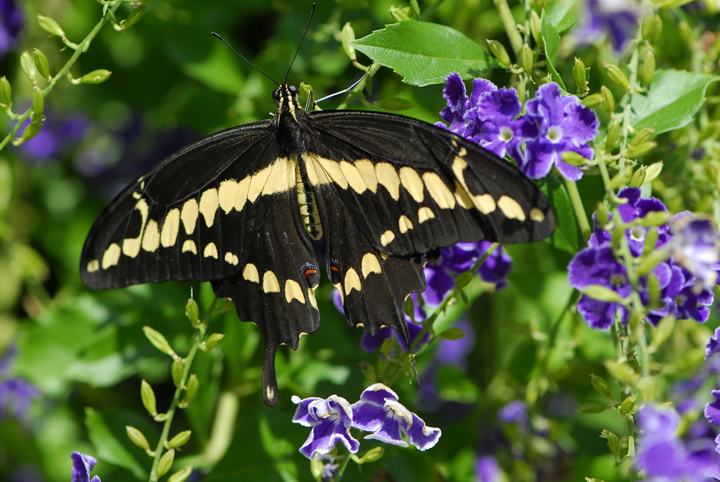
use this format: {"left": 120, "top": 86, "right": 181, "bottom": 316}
{"left": 295, "top": 161, "right": 322, "bottom": 240}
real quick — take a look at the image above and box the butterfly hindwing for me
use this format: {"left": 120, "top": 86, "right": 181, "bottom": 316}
{"left": 303, "top": 110, "right": 554, "bottom": 257}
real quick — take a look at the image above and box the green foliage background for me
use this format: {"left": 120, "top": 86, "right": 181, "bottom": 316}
{"left": 1, "top": 0, "right": 719, "bottom": 481}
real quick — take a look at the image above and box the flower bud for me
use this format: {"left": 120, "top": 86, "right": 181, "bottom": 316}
{"left": 203, "top": 333, "right": 224, "bottom": 351}
{"left": 573, "top": 58, "right": 589, "bottom": 94}
{"left": 388, "top": 5, "right": 413, "bottom": 22}
{"left": 520, "top": 43, "right": 533, "bottom": 75}
{"left": 604, "top": 359, "right": 640, "bottom": 384}
{"left": 600, "top": 85, "right": 615, "bottom": 114}
{"left": 37, "top": 15, "right": 65, "bottom": 37}
{"left": 590, "top": 373, "right": 614, "bottom": 401}
{"left": 580, "top": 93, "right": 601, "bottom": 109}
{"left": 21, "top": 52, "right": 37, "bottom": 84}
{"left": 637, "top": 249, "right": 670, "bottom": 276}
{"left": 167, "top": 430, "right": 192, "bottom": 449}
{"left": 640, "top": 51, "right": 655, "bottom": 87}
{"left": 516, "top": 76, "right": 526, "bottom": 104}
{"left": 577, "top": 400, "right": 608, "bottom": 414}
{"left": 618, "top": 395, "right": 636, "bottom": 416}
{"left": 644, "top": 227, "right": 659, "bottom": 253}
{"left": 185, "top": 374, "right": 199, "bottom": 404}
{"left": 171, "top": 358, "right": 184, "bottom": 387}
{"left": 126, "top": 426, "right": 151, "bottom": 451}
{"left": 641, "top": 14, "right": 656, "bottom": 42}
{"left": 638, "top": 210, "right": 671, "bottom": 227}
{"left": 651, "top": 15, "right": 663, "bottom": 46}
{"left": 358, "top": 447, "right": 384, "bottom": 463}
{"left": 185, "top": 298, "right": 199, "bottom": 326}
{"left": 13, "top": 121, "right": 42, "bottom": 146}
{"left": 605, "top": 121, "right": 620, "bottom": 152}
{"left": 120, "top": 6, "right": 146, "bottom": 30}
{"left": 625, "top": 141, "right": 657, "bottom": 159}
{"left": 629, "top": 167, "right": 646, "bottom": 188}
{"left": 341, "top": 22, "right": 356, "bottom": 62}
{"left": 141, "top": 379, "right": 158, "bottom": 416}
{"left": 582, "top": 284, "right": 623, "bottom": 302}
{"left": 31, "top": 87, "right": 44, "bottom": 123}
{"left": 0, "top": 77, "right": 11, "bottom": 107}
{"left": 678, "top": 22, "right": 692, "bottom": 45}
{"left": 603, "top": 62, "right": 630, "bottom": 91}
{"left": 644, "top": 161, "right": 663, "bottom": 185}
{"left": 631, "top": 127, "right": 654, "bottom": 147}
{"left": 80, "top": 69, "right": 112, "bottom": 84}
{"left": 157, "top": 449, "right": 175, "bottom": 478}
{"left": 530, "top": 10, "right": 543, "bottom": 47}
{"left": 487, "top": 40, "right": 512, "bottom": 68}
{"left": 168, "top": 467, "right": 193, "bottom": 482}
{"left": 601, "top": 429, "right": 621, "bottom": 462}
{"left": 143, "top": 326, "right": 177, "bottom": 357}
{"left": 646, "top": 271, "right": 661, "bottom": 306}
{"left": 595, "top": 202, "right": 609, "bottom": 227}
{"left": 561, "top": 151, "right": 590, "bottom": 167}
{"left": 34, "top": 50, "right": 50, "bottom": 80}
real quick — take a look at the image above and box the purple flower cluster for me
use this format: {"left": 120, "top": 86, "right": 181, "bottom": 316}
{"left": 0, "top": 346, "right": 39, "bottom": 422}
{"left": 71, "top": 452, "right": 102, "bottom": 482}
{"left": 292, "top": 383, "right": 441, "bottom": 459}
{"left": 19, "top": 111, "right": 88, "bottom": 163}
{"left": 568, "top": 187, "right": 719, "bottom": 329}
{"left": 636, "top": 404, "right": 718, "bottom": 480}
{"left": 0, "top": 0, "right": 23, "bottom": 57}
{"left": 437, "top": 74, "right": 599, "bottom": 181}
{"left": 572, "top": 0, "right": 639, "bottom": 53}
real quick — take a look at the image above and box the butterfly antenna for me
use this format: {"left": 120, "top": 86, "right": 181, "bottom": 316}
{"left": 285, "top": 3, "right": 316, "bottom": 84}
{"left": 211, "top": 32, "right": 279, "bottom": 87}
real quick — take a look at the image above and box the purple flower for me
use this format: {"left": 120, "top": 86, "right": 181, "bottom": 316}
{"left": 706, "top": 327, "right": 720, "bottom": 359}
{"left": 670, "top": 215, "right": 720, "bottom": 290}
{"left": 19, "top": 110, "right": 89, "bottom": 162}
{"left": 475, "top": 455, "right": 503, "bottom": 482}
{"left": 705, "top": 390, "right": 720, "bottom": 427}
{"left": 568, "top": 245, "right": 630, "bottom": 329}
{"left": 71, "top": 452, "right": 101, "bottom": 482}
{"left": 436, "top": 74, "right": 530, "bottom": 161}
{"left": 573, "top": 0, "right": 639, "bottom": 52}
{"left": 434, "top": 317, "right": 476, "bottom": 369}
{"left": 520, "top": 83, "right": 599, "bottom": 181}
{"left": 424, "top": 241, "right": 513, "bottom": 305}
{"left": 637, "top": 404, "right": 717, "bottom": 480}
{"left": 291, "top": 395, "right": 359, "bottom": 459}
{"left": 0, "top": 0, "right": 23, "bottom": 57}
{"left": 0, "top": 378, "right": 39, "bottom": 421}
{"left": 498, "top": 400, "right": 528, "bottom": 424}
{"left": 351, "top": 383, "right": 441, "bottom": 450}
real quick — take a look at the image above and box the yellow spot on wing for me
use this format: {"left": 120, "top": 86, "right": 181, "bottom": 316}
{"left": 182, "top": 240, "right": 197, "bottom": 254}
{"left": 87, "top": 259, "right": 99, "bottom": 273}
{"left": 204, "top": 242, "right": 218, "bottom": 259}
{"left": 142, "top": 220, "right": 160, "bottom": 252}
{"left": 458, "top": 147, "right": 467, "bottom": 156}
{"left": 497, "top": 196, "right": 526, "bottom": 221}
{"left": 243, "top": 263, "right": 259, "bottom": 283}
{"left": 317, "top": 156, "right": 348, "bottom": 189}
{"left": 248, "top": 164, "right": 273, "bottom": 202}
{"left": 376, "top": 163, "right": 400, "bottom": 200}
{"left": 218, "top": 179, "right": 239, "bottom": 214}
{"left": 452, "top": 156, "right": 496, "bottom": 214}
{"left": 122, "top": 199, "right": 150, "bottom": 258}
{"left": 224, "top": 252, "right": 239, "bottom": 265}
{"left": 455, "top": 183, "right": 474, "bottom": 209}
{"left": 423, "top": 172, "right": 456, "bottom": 209}
{"left": 102, "top": 243, "right": 121, "bottom": 269}
{"left": 354, "top": 159, "right": 378, "bottom": 193}
{"left": 308, "top": 287, "right": 318, "bottom": 309}
{"left": 361, "top": 253, "right": 382, "bottom": 278}
{"left": 263, "top": 271, "right": 280, "bottom": 293}
{"left": 340, "top": 161, "right": 366, "bottom": 194}
{"left": 474, "top": 194, "right": 496, "bottom": 214}
{"left": 418, "top": 207, "right": 435, "bottom": 223}
{"left": 399, "top": 167, "right": 424, "bottom": 203}
{"left": 161, "top": 209, "right": 180, "bottom": 247}
{"left": 344, "top": 268, "right": 361, "bottom": 294}
{"left": 181, "top": 199, "right": 199, "bottom": 235}
{"left": 304, "top": 153, "right": 331, "bottom": 186}
{"left": 285, "top": 279, "right": 306, "bottom": 304}
{"left": 234, "top": 176, "right": 251, "bottom": 212}
{"left": 530, "top": 207, "right": 545, "bottom": 222}
{"left": 380, "top": 230, "right": 395, "bottom": 246}
{"left": 398, "top": 215, "right": 414, "bottom": 233}
{"left": 199, "top": 188, "right": 219, "bottom": 227}
{"left": 262, "top": 157, "right": 294, "bottom": 196}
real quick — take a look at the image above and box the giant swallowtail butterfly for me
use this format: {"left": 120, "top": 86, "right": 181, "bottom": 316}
{"left": 80, "top": 18, "right": 555, "bottom": 407}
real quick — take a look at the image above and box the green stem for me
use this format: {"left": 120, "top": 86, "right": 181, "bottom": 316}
{"left": 563, "top": 178, "right": 591, "bottom": 244}
{"left": 493, "top": 0, "right": 523, "bottom": 56}
{"left": 148, "top": 298, "right": 218, "bottom": 481}
{"left": 334, "top": 448, "right": 353, "bottom": 481}
{"left": 0, "top": 1, "right": 122, "bottom": 153}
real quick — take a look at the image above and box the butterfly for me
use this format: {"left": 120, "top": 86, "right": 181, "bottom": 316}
{"left": 80, "top": 23, "right": 555, "bottom": 408}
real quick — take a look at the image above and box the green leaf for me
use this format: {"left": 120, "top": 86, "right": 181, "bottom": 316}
{"left": 537, "top": 176, "right": 580, "bottom": 254}
{"left": 85, "top": 408, "right": 147, "bottom": 480}
{"left": 540, "top": 0, "right": 579, "bottom": 91}
{"left": 630, "top": 69, "right": 720, "bottom": 134}
{"left": 181, "top": 41, "right": 245, "bottom": 96}
{"left": 352, "top": 21, "right": 499, "bottom": 87}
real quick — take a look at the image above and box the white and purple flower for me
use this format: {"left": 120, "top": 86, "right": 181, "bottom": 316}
{"left": 291, "top": 394, "right": 360, "bottom": 460}
{"left": 71, "top": 452, "right": 101, "bottom": 482}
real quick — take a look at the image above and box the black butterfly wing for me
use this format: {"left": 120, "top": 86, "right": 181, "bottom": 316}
{"left": 302, "top": 110, "right": 554, "bottom": 257}
{"left": 81, "top": 120, "right": 283, "bottom": 288}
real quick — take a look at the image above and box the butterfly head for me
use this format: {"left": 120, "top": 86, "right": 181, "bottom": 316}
{"left": 273, "top": 84, "right": 301, "bottom": 122}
